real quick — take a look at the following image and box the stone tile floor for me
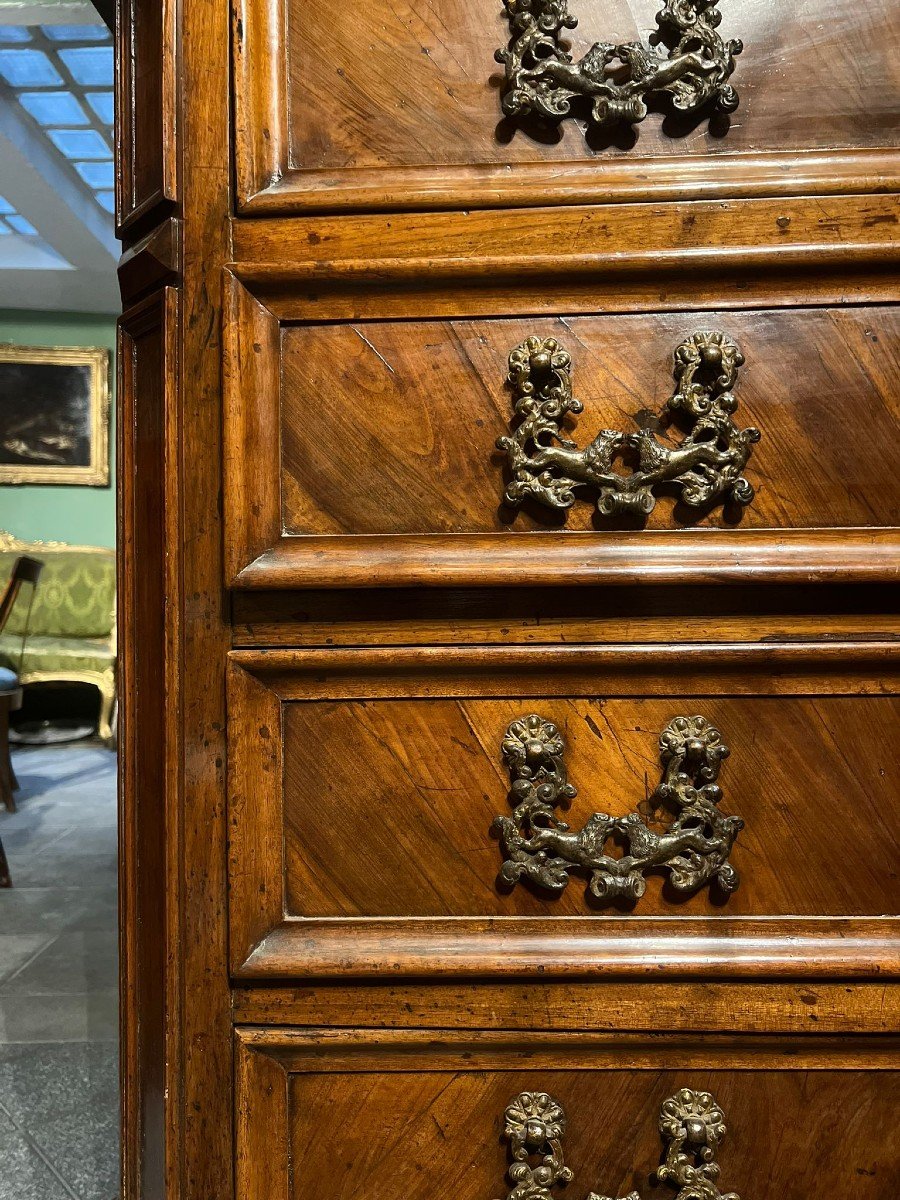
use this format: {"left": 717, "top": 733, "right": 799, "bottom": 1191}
{"left": 0, "top": 746, "right": 118, "bottom": 1199}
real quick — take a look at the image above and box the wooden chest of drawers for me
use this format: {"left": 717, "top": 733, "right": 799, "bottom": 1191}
{"left": 117, "top": 0, "right": 900, "bottom": 1196}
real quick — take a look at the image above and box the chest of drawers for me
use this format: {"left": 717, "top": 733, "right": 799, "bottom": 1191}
{"left": 118, "top": 1, "right": 900, "bottom": 1196}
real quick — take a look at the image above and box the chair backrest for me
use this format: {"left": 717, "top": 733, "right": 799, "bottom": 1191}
{"left": 0, "top": 535, "right": 115, "bottom": 639}
{"left": 0, "top": 555, "right": 43, "bottom": 638}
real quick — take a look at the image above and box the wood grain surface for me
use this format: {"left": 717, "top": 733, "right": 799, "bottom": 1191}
{"left": 276, "top": 308, "right": 899, "bottom": 535}
{"left": 274, "top": 696, "right": 899, "bottom": 919}
{"left": 235, "top": 1030, "right": 900, "bottom": 1200}
{"left": 234, "top": 0, "right": 900, "bottom": 211}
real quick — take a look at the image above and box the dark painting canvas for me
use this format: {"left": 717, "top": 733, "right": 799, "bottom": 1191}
{"left": 0, "top": 347, "right": 109, "bottom": 485}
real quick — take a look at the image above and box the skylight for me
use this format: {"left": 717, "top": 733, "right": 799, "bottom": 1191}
{"left": 0, "top": 192, "right": 72, "bottom": 268}
{"left": 0, "top": 24, "right": 113, "bottom": 222}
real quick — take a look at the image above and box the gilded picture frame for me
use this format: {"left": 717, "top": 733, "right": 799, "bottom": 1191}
{"left": 0, "top": 344, "right": 110, "bottom": 486}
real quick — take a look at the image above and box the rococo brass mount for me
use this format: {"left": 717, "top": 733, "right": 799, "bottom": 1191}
{"left": 496, "top": 331, "right": 759, "bottom": 521}
{"left": 496, "top": 1088, "right": 739, "bottom": 1200}
{"left": 492, "top": 714, "right": 742, "bottom": 903}
{"left": 495, "top": 0, "right": 742, "bottom": 133}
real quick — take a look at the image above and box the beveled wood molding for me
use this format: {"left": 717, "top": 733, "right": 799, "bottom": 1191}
{"left": 238, "top": 916, "right": 900, "bottom": 981}
{"left": 118, "top": 217, "right": 182, "bottom": 308}
{"left": 231, "top": 642, "right": 900, "bottom": 699}
{"left": 227, "top": 650, "right": 900, "bottom": 980}
{"left": 229, "top": 193, "right": 900, "bottom": 319}
{"left": 238, "top": 148, "right": 900, "bottom": 216}
{"left": 233, "top": 530, "right": 900, "bottom": 592}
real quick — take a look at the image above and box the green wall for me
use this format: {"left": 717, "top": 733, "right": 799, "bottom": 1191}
{"left": 0, "top": 309, "right": 116, "bottom": 549}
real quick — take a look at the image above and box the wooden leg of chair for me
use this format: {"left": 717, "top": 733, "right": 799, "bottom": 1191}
{"left": 97, "top": 678, "right": 116, "bottom": 745}
{"left": 0, "top": 697, "right": 16, "bottom": 813}
{"left": 0, "top": 835, "right": 11, "bottom": 887}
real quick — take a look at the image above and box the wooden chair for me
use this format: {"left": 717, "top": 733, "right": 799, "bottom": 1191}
{"left": 0, "top": 555, "right": 43, "bottom": 886}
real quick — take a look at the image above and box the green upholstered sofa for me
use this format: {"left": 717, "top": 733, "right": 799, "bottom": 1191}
{"left": 0, "top": 532, "right": 116, "bottom": 741}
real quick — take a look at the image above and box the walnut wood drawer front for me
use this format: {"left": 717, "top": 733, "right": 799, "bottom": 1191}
{"left": 234, "top": 1029, "right": 900, "bottom": 1200}
{"left": 227, "top": 647, "right": 900, "bottom": 979}
{"left": 224, "top": 298, "right": 900, "bottom": 590}
{"left": 233, "top": 0, "right": 900, "bottom": 214}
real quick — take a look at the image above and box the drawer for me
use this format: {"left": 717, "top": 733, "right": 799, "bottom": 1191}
{"left": 227, "top": 645, "right": 900, "bottom": 977}
{"left": 233, "top": 0, "right": 900, "bottom": 214}
{"left": 224, "top": 294, "right": 900, "bottom": 589}
{"left": 234, "top": 1028, "right": 900, "bottom": 1200}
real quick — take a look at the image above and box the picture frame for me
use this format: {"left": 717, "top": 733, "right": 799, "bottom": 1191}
{"left": 0, "top": 344, "right": 110, "bottom": 486}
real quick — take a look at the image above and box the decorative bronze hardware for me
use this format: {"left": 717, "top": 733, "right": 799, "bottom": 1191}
{"left": 496, "top": 331, "right": 759, "bottom": 521}
{"left": 495, "top": 0, "right": 742, "bottom": 133}
{"left": 496, "top": 1088, "right": 739, "bottom": 1200}
{"left": 492, "top": 714, "right": 742, "bottom": 903}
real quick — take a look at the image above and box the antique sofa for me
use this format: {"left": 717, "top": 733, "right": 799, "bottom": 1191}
{"left": 0, "top": 532, "right": 116, "bottom": 742}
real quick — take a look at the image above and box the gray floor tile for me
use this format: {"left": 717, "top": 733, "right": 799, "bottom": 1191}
{"left": 0, "top": 1107, "right": 77, "bottom": 1200}
{"left": 0, "top": 935, "right": 54, "bottom": 987}
{"left": 0, "top": 932, "right": 118, "bottom": 996}
{"left": 7, "top": 844, "right": 118, "bottom": 890}
{"left": 0, "top": 747, "right": 119, "bottom": 1196}
{"left": 0, "top": 1043, "right": 119, "bottom": 1200}
{"left": 0, "top": 991, "right": 118, "bottom": 1044}
{"left": 0, "top": 888, "right": 116, "bottom": 936}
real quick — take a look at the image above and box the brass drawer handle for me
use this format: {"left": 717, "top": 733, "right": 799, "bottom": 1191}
{"left": 492, "top": 714, "right": 742, "bottom": 903}
{"left": 498, "top": 1088, "right": 739, "bottom": 1200}
{"left": 496, "top": 331, "right": 760, "bottom": 521}
{"left": 495, "top": 0, "right": 742, "bottom": 134}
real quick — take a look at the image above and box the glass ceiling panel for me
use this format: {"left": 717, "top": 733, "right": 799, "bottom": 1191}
{"left": 0, "top": 194, "right": 72, "bottom": 266}
{"left": 7, "top": 214, "right": 39, "bottom": 236}
{"left": 48, "top": 127, "right": 111, "bottom": 159}
{"left": 0, "top": 26, "right": 115, "bottom": 222}
{"left": 0, "top": 49, "right": 63, "bottom": 86}
{"left": 18, "top": 89, "right": 89, "bottom": 125}
{"left": 85, "top": 91, "right": 113, "bottom": 124}
{"left": 74, "top": 160, "right": 114, "bottom": 188}
{"left": 42, "top": 25, "right": 108, "bottom": 42}
{"left": 58, "top": 46, "right": 113, "bottom": 86}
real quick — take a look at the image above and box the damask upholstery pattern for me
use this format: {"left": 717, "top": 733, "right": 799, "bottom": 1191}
{"left": 0, "top": 533, "right": 116, "bottom": 741}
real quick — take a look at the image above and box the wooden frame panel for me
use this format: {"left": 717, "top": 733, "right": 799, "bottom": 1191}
{"left": 116, "top": 0, "right": 178, "bottom": 233}
{"left": 232, "top": 0, "right": 900, "bottom": 214}
{"left": 235, "top": 1029, "right": 899, "bottom": 1200}
{"left": 223, "top": 225, "right": 900, "bottom": 590}
{"left": 227, "top": 646, "right": 900, "bottom": 980}
{"left": 118, "top": 288, "right": 181, "bottom": 1200}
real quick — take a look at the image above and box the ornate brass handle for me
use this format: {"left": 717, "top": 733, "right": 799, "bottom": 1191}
{"left": 497, "top": 1088, "right": 739, "bottom": 1200}
{"left": 496, "top": 331, "right": 760, "bottom": 521}
{"left": 495, "top": 0, "right": 742, "bottom": 134}
{"left": 491, "top": 714, "right": 742, "bottom": 903}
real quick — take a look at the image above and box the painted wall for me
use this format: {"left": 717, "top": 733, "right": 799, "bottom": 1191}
{"left": 0, "top": 308, "right": 116, "bottom": 548}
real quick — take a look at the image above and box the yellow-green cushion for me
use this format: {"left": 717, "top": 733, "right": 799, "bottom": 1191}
{"left": 0, "top": 549, "right": 114, "bottom": 638}
{"left": 0, "top": 633, "right": 114, "bottom": 680}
